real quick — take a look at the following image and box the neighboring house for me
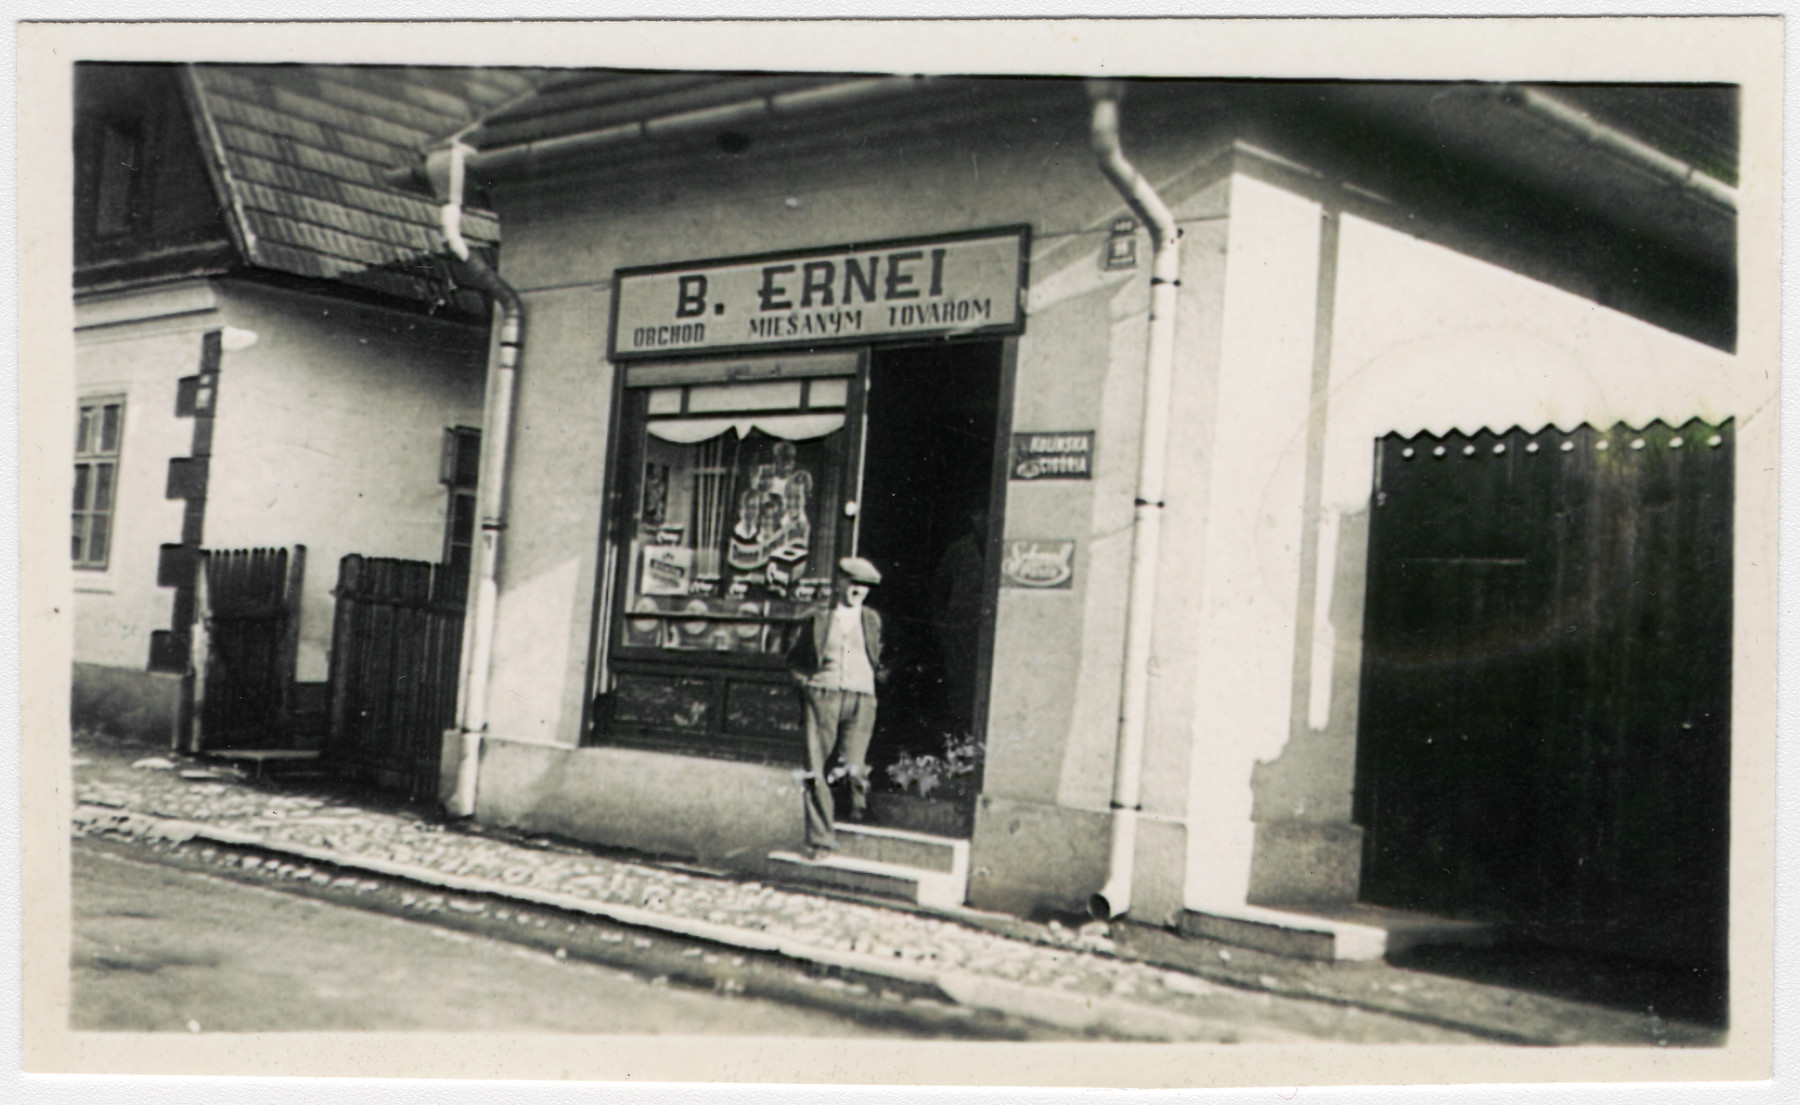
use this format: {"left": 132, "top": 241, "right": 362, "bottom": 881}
{"left": 70, "top": 63, "right": 532, "bottom": 748}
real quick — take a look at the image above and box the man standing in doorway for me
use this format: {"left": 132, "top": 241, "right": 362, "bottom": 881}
{"left": 933, "top": 504, "right": 988, "bottom": 729}
{"left": 788, "top": 557, "right": 886, "bottom": 856}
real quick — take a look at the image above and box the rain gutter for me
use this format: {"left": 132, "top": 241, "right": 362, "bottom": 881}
{"left": 427, "top": 141, "right": 525, "bottom": 818}
{"left": 1497, "top": 85, "right": 1737, "bottom": 212}
{"left": 1085, "top": 80, "right": 1182, "bottom": 921}
{"left": 386, "top": 76, "right": 933, "bottom": 187}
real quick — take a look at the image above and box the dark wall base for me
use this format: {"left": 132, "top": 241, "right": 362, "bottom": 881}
{"left": 72, "top": 662, "right": 183, "bottom": 747}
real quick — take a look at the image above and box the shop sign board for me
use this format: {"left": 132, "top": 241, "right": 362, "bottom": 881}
{"left": 610, "top": 226, "right": 1029, "bottom": 359}
{"left": 1000, "top": 539, "right": 1076, "bottom": 590}
{"left": 1010, "top": 431, "right": 1094, "bottom": 480}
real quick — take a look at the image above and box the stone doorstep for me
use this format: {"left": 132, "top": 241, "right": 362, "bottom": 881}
{"left": 834, "top": 822, "right": 969, "bottom": 878}
{"left": 767, "top": 850, "right": 966, "bottom": 911}
{"left": 1179, "top": 903, "right": 1499, "bottom": 962}
{"left": 201, "top": 749, "right": 328, "bottom": 780}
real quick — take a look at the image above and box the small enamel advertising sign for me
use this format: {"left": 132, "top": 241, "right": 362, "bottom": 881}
{"left": 1010, "top": 431, "right": 1094, "bottom": 480}
{"left": 1000, "top": 539, "right": 1076, "bottom": 590}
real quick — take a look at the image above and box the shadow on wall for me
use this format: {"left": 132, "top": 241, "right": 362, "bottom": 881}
{"left": 1245, "top": 510, "right": 1372, "bottom": 906}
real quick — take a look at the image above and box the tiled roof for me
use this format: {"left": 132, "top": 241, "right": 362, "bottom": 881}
{"left": 186, "top": 64, "right": 543, "bottom": 313}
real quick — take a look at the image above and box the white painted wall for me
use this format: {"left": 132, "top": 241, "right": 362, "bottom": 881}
{"left": 1179, "top": 174, "right": 1323, "bottom": 911}
{"left": 1320, "top": 213, "right": 1745, "bottom": 517}
{"left": 204, "top": 282, "right": 488, "bottom": 681}
{"left": 480, "top": 119, "right": 1233, "bottom": 783}
{"left": 73, "top": 278, "right": 488, "bottom": 691}
{"left": 1183, "top": 197, "right": 1752, "bottom": 913}
{"left": 471, "top": 119, "right": 1755, "bottom": 921}
{"left": 72, "top": 282, "right": 221, "bottom": 670}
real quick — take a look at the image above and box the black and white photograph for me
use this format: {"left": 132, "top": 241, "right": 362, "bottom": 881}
{"left": 15, "top": 13, "right": 1782, "bottom": 1093}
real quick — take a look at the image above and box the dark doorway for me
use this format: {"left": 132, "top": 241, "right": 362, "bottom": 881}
{"left": 1355, "top": 420, "right": 1733, "bottom": 982}
{"left": 855, "top": 340, "right": 1006, "bottom": 824}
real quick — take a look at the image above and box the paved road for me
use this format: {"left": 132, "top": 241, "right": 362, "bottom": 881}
{"left": 72, "top": 841, "right": 922, "bottom": 1035}
{"left": 71, "top": 733, "right": 1714, "bottom": 1045}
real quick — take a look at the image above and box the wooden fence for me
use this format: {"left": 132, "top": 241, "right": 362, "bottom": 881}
{"left": 194, "top": 546, "right": 302, "bottom": 751}
{"left": 326, "top": 555, "right": 466, "bottom": 801}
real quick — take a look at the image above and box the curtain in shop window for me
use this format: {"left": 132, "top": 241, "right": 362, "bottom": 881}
{"left": 645, "top": 413, "right": 846, "bottom": 445}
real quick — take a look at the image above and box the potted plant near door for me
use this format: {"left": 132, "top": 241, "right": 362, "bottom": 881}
{"left": 870, "top": 729, "right": 984, "bottom": 837}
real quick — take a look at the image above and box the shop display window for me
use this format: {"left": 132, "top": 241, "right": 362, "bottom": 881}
{"left": 612, "top": 356, "right": 857, "bottom": 665}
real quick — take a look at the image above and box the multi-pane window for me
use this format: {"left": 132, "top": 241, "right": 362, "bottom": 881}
{"left": 73, "top": 397, "right": 124, "bottom": 569}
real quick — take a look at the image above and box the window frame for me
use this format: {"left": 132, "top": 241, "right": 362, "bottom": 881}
{"left": 587, "top": 350, "right": 869, "bottom": 762}
{"left": 440, "top": 425, "right": 481, "bottom": 592}
{"left": 73, "top": 395, "right": 126, "bottom": 571}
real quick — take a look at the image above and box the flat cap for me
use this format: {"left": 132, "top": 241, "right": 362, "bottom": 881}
{"left": 837, "top": 557, "right": 882, "bottom": 585}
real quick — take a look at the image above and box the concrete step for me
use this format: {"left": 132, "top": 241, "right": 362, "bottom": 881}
{"left": 201, "top": 749, "right": 326, "bottom": 780}
{"left": 766, "top": 850, "right": 966, "bottom": 910}
{"left": 835, "top": 823, "right": 968, "bottom": 878}
{"left": 1178, "top": 903, "right": 1499, "bottom": 962}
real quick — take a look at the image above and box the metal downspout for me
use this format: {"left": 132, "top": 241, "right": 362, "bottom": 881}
{"left": 428, "top": 142, "right": 526, "bottom": 818}
{"left": 1086, "top": 80, "right": 1182, "bottom": 921}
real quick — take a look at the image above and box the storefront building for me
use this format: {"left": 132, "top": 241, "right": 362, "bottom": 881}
{"left": 417, "top": 75, "right": 1754, "bottom": 964}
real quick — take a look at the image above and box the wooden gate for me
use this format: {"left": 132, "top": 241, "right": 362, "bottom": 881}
{"left": 326, "top": 555, "right": 466, "bottom": 800}
{"left": 195, "top": 547, "right": 303, "bottom": 751}
{"left": 1354, "top": 419, "right": 1732, "bottom": 971}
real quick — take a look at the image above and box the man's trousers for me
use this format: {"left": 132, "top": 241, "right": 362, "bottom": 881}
{"left": 801, "top": 686, "right": 877, "bottom": 849}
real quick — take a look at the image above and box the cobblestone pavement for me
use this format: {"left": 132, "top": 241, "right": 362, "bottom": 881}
{"left": 68, "top": 732, "right": 1719, "bottom": 1045}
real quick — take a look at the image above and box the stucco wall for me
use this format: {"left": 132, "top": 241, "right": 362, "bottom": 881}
{"left": 480, "top": 112, "right": 1229, "bottom": 761}
{"left": 1179, "top": 174, "right": 1325, "bottom": 911}
{"left": 1227, "top": 204, "right": 1749, "bottom": 911}
{"left": 470, "top": 110, "right": 1754, "bottom": 923}
{"left": 475, "top": 737, "right": 804, "bottom": 865}
{"left": 73, "top": 279, "right": 487, "bottom": 693}
{"left": 203, "top": 282, "right": 488, "bottom": 681}
{"left": 72, "top": 282, "right": 221, "bottom": 671}
{"left": 474, "top": 109, "right": 1240, "bottom": 901}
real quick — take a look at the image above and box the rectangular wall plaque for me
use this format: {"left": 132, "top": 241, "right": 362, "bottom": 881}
{"left": 1010, "top": 431, "right": 1094, "bottom": 480}
{"left": 1000, "top": 539, "right": 1077, "bottom": 590}
{"left": 610, "top": 226, "right": 1029, "bottom": 360}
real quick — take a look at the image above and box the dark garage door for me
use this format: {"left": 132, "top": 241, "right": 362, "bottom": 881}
{"left": 1354, "top": 419, "right": 1732, "bottom": 973}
